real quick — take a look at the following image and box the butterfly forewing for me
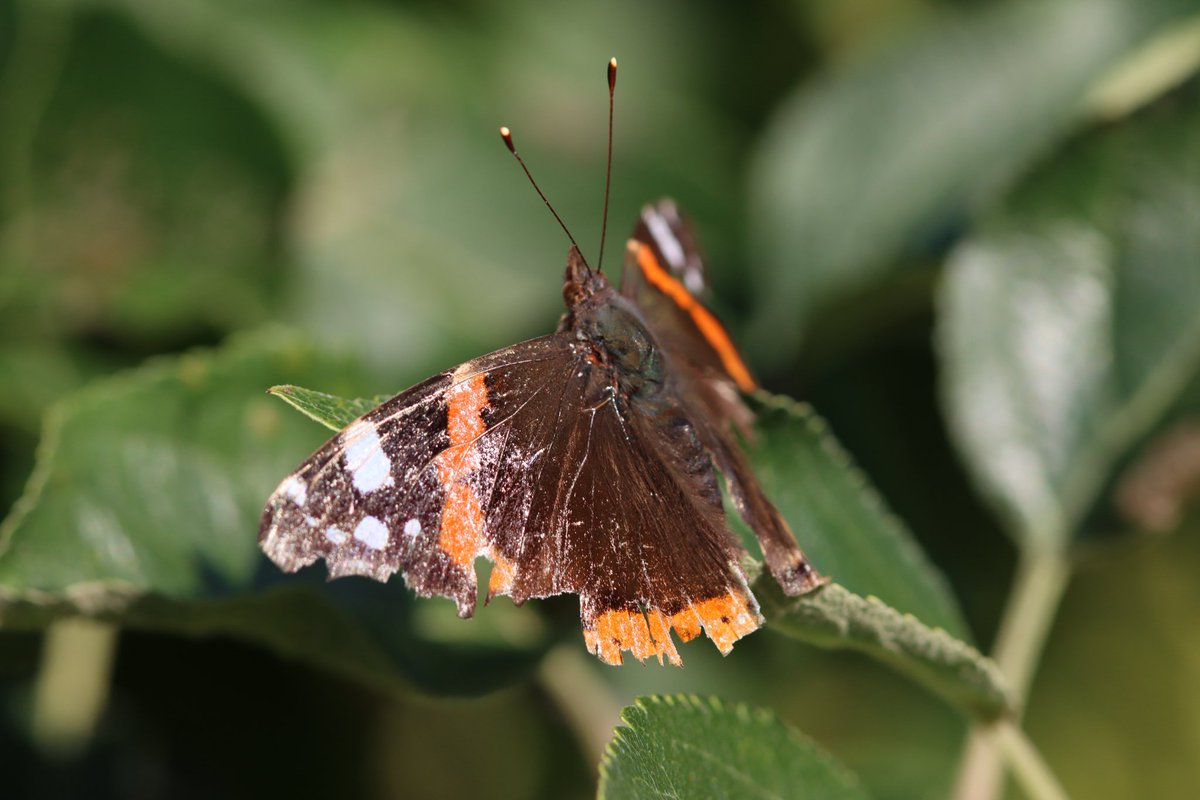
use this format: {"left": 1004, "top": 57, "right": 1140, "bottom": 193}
{"left": 621, "top": 199, "right": 757, "bottom": 394}
{"left": 259, "top": 336, "right": 574, "bottom": 616}
{"left": 260, "top": 331, "right": 764, "bottom": 664}
{"left": 619, "top": 198, "right": 825, "bottom": 597}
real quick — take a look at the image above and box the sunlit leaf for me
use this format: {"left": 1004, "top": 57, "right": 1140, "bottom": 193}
{"left": 938, "top": 92, "right": 1200, "bottom": 548}
{"left": 267, "top": 384, "right": 386, "bottom": 432}
{"left": 747, "top": 0, "right": 1200, "bottom": 363}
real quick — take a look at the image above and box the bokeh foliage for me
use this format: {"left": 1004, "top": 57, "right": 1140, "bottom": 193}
{"left": 3, "top": 1, "right": 1200, "bottom": 798}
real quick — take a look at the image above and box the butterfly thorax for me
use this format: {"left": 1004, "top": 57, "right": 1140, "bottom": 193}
{"left": 556, "top": 246, "right": 668, "bottom": 402}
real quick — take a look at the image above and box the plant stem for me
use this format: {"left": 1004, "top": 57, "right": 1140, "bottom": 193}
{"left": 991, "top": 550, "right": 1072, "bottom": 700}
{"left": 537, "top": 642, "right": 623, "bottom": 764}
{"left": 32, "top": 618, "right": 119, "bottom": 760}
{"left": 951, "top": 550, "right": 1072, "bottom": 800}
{"left": 995, "top": 720, "right": 1070, "bottom": 800}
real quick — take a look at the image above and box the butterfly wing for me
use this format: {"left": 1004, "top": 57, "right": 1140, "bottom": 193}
{"left": 620, "top": 199, "right": 826, "bottom": 598}
{"left": 260, "top": 333, "right": 762, "bottom": 665}
{"left": 478, "top": 354, "right": 761, "bottom": 666}
{"left": 259, "top": 335, "right": 574, "bottom": 617}
{"left": 620, "top": 198, "right": 756, "bottom": 393}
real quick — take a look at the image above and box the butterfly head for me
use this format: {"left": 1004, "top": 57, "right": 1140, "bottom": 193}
{"left": 562, "top": 245, "right": 611, "bottom": 309}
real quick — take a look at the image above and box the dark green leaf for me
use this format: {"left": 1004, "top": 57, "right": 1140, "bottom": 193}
{"left": 599, "top": 695, "right": 870, "bottom": 800}
{"left": 747, "top": 0, "right": 1200, "bottom": 363}
{"left": 938, "top": 90, "right": 1200, "bottom": 549}
{"left": 747, "top": 393, "right": 969, "bottom": 638}
{"left": 0, "top": 329, "right": 364, "bottom": 594}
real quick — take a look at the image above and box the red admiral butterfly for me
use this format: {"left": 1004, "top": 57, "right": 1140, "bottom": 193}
{"left": 260, "top": 59, "right": 824, "bottom": 666}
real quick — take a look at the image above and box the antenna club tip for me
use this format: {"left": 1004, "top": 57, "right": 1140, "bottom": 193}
{"left": 498, "top": 126, "right": 515, "bottom": 151}
{"left": 607, "top": 58, "right": 617, "bottom": 85}
{"left": 609, "top": 57, "right": 617, "bottom": 68}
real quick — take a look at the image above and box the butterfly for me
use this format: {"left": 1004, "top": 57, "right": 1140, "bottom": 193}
{"left": 259, "top": 62, "right": 824, "bottom": 666}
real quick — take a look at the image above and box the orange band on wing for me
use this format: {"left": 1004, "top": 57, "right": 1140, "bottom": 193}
{"left": 436, "top": 372, "right": 490, "bottom": 567}
{"left": 631, "top": 241, "right": 757, "bottom": 392}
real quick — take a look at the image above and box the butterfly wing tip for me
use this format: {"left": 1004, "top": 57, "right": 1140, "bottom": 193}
{"left": 776, "top": 560, "right": 827, "bottom": 596}
{"left": 454, "top": 593, "right": 478, "bottom": 619}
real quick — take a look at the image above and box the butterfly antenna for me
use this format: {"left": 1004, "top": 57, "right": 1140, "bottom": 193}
{"left": 499, "top": 126, "right": 586, "bottom": 266}
{"left": 596, "top": 57, "right": 617, "bottom": 273}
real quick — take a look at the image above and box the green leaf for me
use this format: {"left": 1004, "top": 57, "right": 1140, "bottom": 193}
{"left": 938, "top": 89, "right": 1200, "bottom": 549}
{"left": 0, "top": 329, "right": 360, "bottom": 594}
{"left": 758, "top": 582, "right": 1012, "bottom": 721}
{"left": 747, "top": 393, "right": 969, "bottom": 639}
{"left": 0, "top": 329, "right": 549, "bottom": 695}
{"left": 747, "top": 0, "right": 1200, "bottom": 363}
{"left": 267, "top": 384, "right": 387, "bottom": 431}
{"left": 599, "top": 695, "right": 870, "bottom": 800}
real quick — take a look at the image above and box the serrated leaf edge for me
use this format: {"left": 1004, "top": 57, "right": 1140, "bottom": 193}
{"left": 597, "top": 693, "right": 867, "bottom": 799}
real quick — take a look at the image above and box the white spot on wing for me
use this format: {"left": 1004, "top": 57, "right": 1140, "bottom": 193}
{"left": 354, "top": 516, "right": 389, "bottom": 550}
{"left": 281, "top": 475, "right": 307, "bottom": 506}
{"left": 342, "top": 419, "right": 395, "bottom": 494}
{"left": 325, "top": 526, "right": 347, "bottom": 544}
{"left": 403, "top": 518, "right": 422, "bottom": 537}
{"left": 644, "top": 209, "right": 686, "bottom": 270}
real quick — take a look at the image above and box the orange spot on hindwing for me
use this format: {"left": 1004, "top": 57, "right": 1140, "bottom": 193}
{"left": 585, "top": 608, "right": 672, "bottom": 666}
{"left": 487, "top": 551, "right": 516, "bottom": 597}
{"left": 631, "top": 241, "right": 757, "bottom": 392}
{"left": 582, "top": 588, "right": 761, "bottom": 666}
{"left": 436, "top": 372, "right": 490, "bottom": 568}
{"left": 691, "top": 591, "right": 759, "bottom": 654}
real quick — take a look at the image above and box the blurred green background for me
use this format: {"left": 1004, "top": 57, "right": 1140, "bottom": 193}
{"left": 2, "top": 0, "right": 1200, "bottom": 798}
